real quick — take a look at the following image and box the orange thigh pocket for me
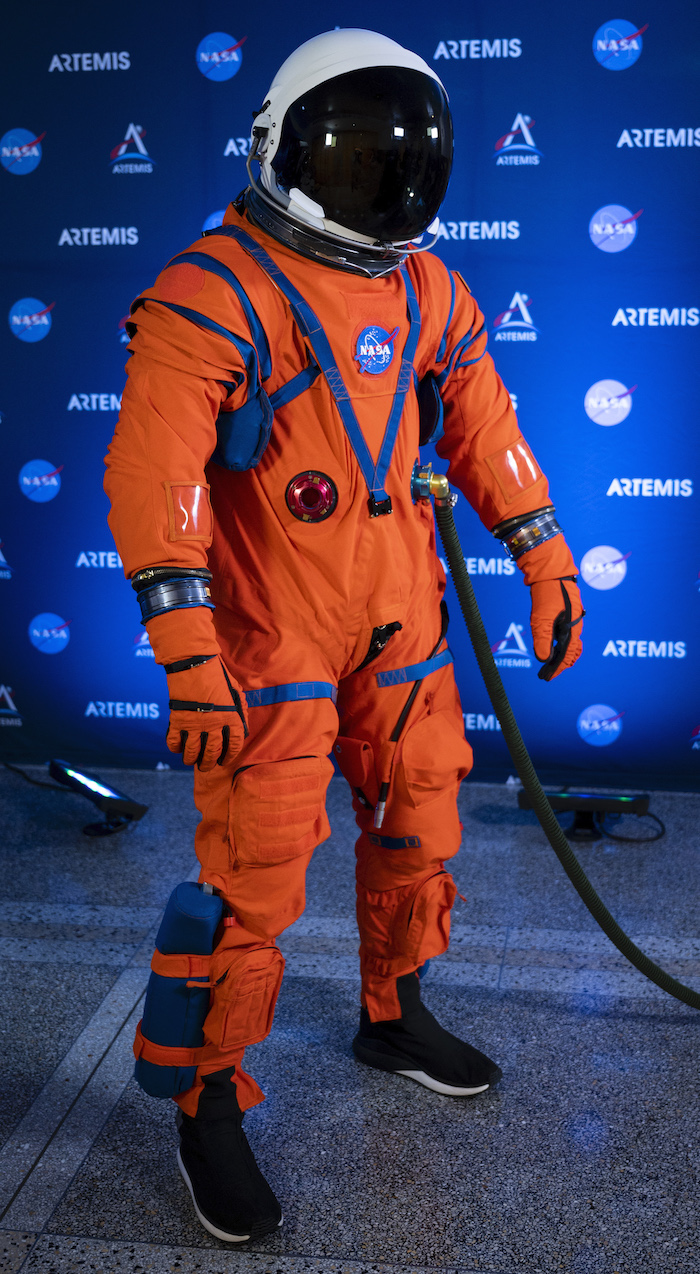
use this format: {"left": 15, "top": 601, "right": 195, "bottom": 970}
{"left": 396, "top": 710, "right": 473, "bottom": 809}
{"left": 204, "top": 944, "right": 285, "bottom": 1051}
{"left": 230, "top": 756, "right": 334, "bottom": 866}
{"left": 332, "top": 735, "right": 378, "bottom": 806}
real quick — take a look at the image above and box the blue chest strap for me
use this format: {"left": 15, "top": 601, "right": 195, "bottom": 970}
{"left": 213, "top": 225, "right": 422, "bottom": 512}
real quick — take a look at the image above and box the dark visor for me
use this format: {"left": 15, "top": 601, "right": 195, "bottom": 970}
{"left": 271, "top": 66, "right": 453, "bottom": 243}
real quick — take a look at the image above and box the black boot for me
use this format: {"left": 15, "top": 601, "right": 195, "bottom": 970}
{"left": 352, "top": 971, "right": 502, "bottom": 1096}
{"left": 176, "top": 1067, "right": 282, "bottom": 1242}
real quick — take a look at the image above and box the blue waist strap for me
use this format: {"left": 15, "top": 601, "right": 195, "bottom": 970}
{"left": 245, "top": 681, "right": 338, "bottom": 707}
{"left": 376, "top": 647, "right": 453, "bottom": 688}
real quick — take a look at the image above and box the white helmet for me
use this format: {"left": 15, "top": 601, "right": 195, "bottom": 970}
{"left": 244, "top": 29, "right": 453, "bottom": 275}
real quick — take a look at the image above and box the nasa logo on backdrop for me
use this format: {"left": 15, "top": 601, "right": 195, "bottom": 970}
{"left": 593, "top": 20, "right": 647, "bottom": 70}
{"left": 111, "top": 124, "right": 154, "bottom": 174}
{"left": 577, "top": 704, "right": 624, "bottom": 747}
{"left": 491, "top": 622, "right": 531, "bottom": 668}
{"left": 492, "top": 292, "right": 538, "bottom": 341}
{"left": 1, "top": 129, "right": 44, "bottom": 175}
{"left": 202, "top": 210, "right": 225, "bottom": 232}
{"left": 9, "top": 297, "right": 54, "bottom": 342}
{"left": 584, "top": 380, "right": 637, "bottom": 425}
{"left": 493, "top": 114, "right": 542, "bottom": 165}
{"left": 28, "top": 613, "right": 70, "bottom": 654}
{"left": 580, "top": 546, "right": 630, "bottom": 590}
{"left": 355, "top": 326, "right": 398, "bottom": 375}
{"left": 589, "top": 205, "right": 642, "bottom": 252}
{"left": 19, "top": 460, "right": 62, "bottom": 502}
{"left": 196, "top": 33, "right": 246, "bottom": 81}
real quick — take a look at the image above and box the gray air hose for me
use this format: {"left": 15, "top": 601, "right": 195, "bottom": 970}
{"left": 424, "top": 472, "right": 700, "bottom": 1011}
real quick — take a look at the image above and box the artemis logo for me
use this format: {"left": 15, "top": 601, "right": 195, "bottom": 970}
{"left": 612, "top": 307, "right": 699, "bottom": 326}
{"left": 111, "top": 124, "right": 154, "bottom": 174}
{"left": 196, "top": 33, "right": 246, "bottom": 80}
{"left": 0, "top": 685, "right": 21, "bottom": 726}
{"left": 0, "top": 543, "right": 13, "bottom": 579}
{"left": 577, "top": 704, "right": 624, "bottom": 747}
{"left": 607, "top": 478, "right": 692, "bottom": 497}
{"left": 9, "top": 297, "right": 54, "bottom": 342}
{"left": 437, "top": 219, "right": 520, "bottom": 241}
{"left": 440, "top": 555, "right": 516, "bottom": 577}
{"left": 592, "top": 20, "right": 647, "bottom": 69}
{"left": 85, "top": 700, "right": 160, "bottom": 719}
{"left": 76, "top": 551, "right": 122, "bottom": 568}
{"left": 58, "top": 227, "right": 138, "bottom": 246}
{"left": 118, "top": 316, "right": 130, "bottom": 344}
{"left": 580, "top": 546, "right": 629, "bottom": 591}
{"left": 584, "top": 379, "right": 636, "bottom": 425}
{"left": 434, "top": 39, "right": 521, "bottom": 59}
{"left": 603, "top": 639, "right": 685, "bottom": 658}
{"left": 68, "top": 394, "right": 122, "bottom": 411}
{"left": 49, "top": 52, "right": 130, "bottom": 72}
{"left": 223, "top": 137, "right": 250, "bottom": 157}
{"left": 463, "top": 712, "right": 502, "bottom": 731}
{"left": 493, "top": 292, "right": 538, "bottom": 341}
{"left": 589, "top": 205, "right": 642, "bottom": 252}
{"left": 618, "top": 127, "right": 700, "bottom": 149}
{"left": 691, "top": 724, "right": 700, "bottom": 750}
{"left": 494, "top": 114, "right": 541, "bottom": 165}
{"left": 133, "top": 632, "right": 154, "bottom": 658}
{"left": 1, "top": 128, "right": 44, "bottom": 175}
{"left": 28, "top": 612, "right": 70, "bottom": 654}
{"left": 19, "top": 460, "right": 62, "bottom": 502}
{"left": 491, "top": 622, "right": 531, "bottom": 668}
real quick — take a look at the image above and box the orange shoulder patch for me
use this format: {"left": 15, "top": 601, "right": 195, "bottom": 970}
{"left": 156, "top": 263, "right": 206, "bottom": 303}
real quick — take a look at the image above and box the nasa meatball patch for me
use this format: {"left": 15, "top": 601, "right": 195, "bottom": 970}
{"left": 354, "top": 324, "right": 399, "bottom": 375}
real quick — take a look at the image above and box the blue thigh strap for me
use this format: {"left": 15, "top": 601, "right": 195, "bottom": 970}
{"left": 245, "top": 680, "right": 338, "bottom": 707}
{"left": 375, "top": 647, "right": 453, "bottom": 688}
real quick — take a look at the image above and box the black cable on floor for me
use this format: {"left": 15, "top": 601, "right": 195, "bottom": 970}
{"left": 435, "top": 497, "right": 700, "bottom": 1012}
{"left": 2, "top": 760, "right": 71, "bottom": 791}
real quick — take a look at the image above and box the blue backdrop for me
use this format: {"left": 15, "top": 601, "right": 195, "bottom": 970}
{"left": 2, "top": 1, "right": 698, "bottom": 787}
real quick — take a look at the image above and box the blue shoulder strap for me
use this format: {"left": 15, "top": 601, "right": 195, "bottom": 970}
{"left": 212, "top": 225, "right": 422, "bottom": 510}
{"left": 168, "top": 250, "right": 272, "bottom": 381}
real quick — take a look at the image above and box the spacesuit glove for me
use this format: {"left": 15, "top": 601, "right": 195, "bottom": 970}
{"left": 529, "top": 578, "right": 584, "bottom": 681}
{"left": 165, "top": 654, "right": 248, "bottom": 769}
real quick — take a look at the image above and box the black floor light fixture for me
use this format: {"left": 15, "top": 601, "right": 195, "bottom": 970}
{"left": 48, "top": 759, "right": 148, "bottom": 835}
{"left": 517, "top": 788, "right": 665, "bottom": 842}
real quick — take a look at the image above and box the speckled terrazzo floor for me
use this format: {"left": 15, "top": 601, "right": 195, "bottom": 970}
{"left": 0, "top": 765, "right": 698, "bottom": 1274}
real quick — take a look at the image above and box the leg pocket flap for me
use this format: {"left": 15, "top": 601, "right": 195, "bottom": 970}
{"left": 398, "top": 711, "right": 473, "bottom": 808}
{"left": 231, "top": 756, "right": 334, "bottom": 865}
{"left": 205, "top": 945, "right": 285, "bottom": 1051}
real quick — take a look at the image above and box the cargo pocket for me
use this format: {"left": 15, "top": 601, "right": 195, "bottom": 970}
{"left": 204, "top": 944, "right": 285, "bottom": 1051}
{"left": 404, "top": 869, "right": 457, "bottom": 963}
{"left": 357, "top": 869, "right": 457, "bottom": 964}
{"left": 397, "top": 710, "right": 472, "bottom": 809}
{"left": 333, "top": 735, "right": 378, "bottom": 806}
{"left": 230, "top": 755, "right": 334, "bottom": 866}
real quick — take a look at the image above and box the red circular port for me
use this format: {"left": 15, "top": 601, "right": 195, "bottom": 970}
{"left": 285, "top": 471, "right": 338, "bottom": 522}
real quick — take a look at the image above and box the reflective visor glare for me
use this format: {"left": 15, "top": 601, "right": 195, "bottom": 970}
{"left": 273, "top": 67, "right": 453, "bottom": 242}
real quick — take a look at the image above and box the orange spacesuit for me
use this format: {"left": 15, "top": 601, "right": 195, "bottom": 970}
{"left": 105, "top": 200, "right": 581, "bottom": 1120}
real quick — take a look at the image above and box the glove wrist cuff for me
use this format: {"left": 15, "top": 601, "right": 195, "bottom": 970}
{"left": 494, "top": 508, "right": 562, "bottom": 561}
